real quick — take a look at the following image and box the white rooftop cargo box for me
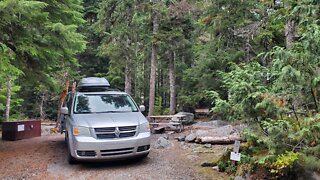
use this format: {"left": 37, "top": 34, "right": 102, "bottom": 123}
{"left": 77, "top": 77, "right": 110, "bottom": 92}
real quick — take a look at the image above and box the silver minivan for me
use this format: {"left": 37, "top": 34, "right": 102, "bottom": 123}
{"left": 60, "top": 77, "right": 151, "bottom": 164}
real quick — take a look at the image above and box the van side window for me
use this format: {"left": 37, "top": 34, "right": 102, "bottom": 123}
{"left": 67, "top": 93, "right": 73, "bottom": 110}
{"left": 63, "top": 93, "right": 73, "bottom": 110}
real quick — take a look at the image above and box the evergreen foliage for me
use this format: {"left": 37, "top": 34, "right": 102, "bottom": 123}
{"left": 0, "top": 0, "right": 85, "bottom": 121}
{"left": 0, "top": 0, "right": 319, "bottom": 177}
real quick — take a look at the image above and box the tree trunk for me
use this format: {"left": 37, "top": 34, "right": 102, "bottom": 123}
{"left": 125, "top": 36, "right": 132, "bottom": 95}
{"left": 311, "top": 87, "right": 319, "bottom": 113}
{"left": 285, "top": 18, "right": 295, "bottom": 49}
{"left": 134, "top": 44, "right": 139, "bottom": 99}
{"left": 291, "top": 103, "right": 299, "bottom": 123}
{"left": 125, "top": 56, "right": 132, "bottom": 95}
{"left": 169, "top": 50, "right": 177, "bottom": 115}
{"left": 245, "top": 35, "right": 251, "bottom": 62}
{"left": 148, "top": 44, "right": 158, "bottom": 116}
{"left": 143, "top": 55, "right": 149, "bottom": 106}
{"left": 56, "top": 79, "right": 69, "bottom": 128}
{"left": 148, "top": 0, "right": 160, "bottom": 116}
{"left": 5, "top": 76, "right": 12, "bottom": 121}
{"left": 39, "top": 93, "right": 46, "bottom": 119}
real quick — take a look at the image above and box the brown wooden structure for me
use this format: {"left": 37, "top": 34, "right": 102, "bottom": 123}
{"left": 147, "top": 115, "right": 186, "bottom": 132}
{"left": 2, "top": 120, "right": 41, "bottom": 141}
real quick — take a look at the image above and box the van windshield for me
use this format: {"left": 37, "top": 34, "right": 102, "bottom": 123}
{"left": 74, "top": 94, "right": 139, "bottom": 114}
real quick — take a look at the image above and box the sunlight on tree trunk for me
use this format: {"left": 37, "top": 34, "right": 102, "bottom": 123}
{"left": 5, "top": 76, "right": 12, "bottom": 121}
{"left": 148, "top": 0, "right": 160, "bottom": 116}
{"left": 39, "top": 93, "right": 46, "bottom": 120}
{"left": 169, "top": 50, "right": 176, "bottom": 115}
{"left": 285, "top": 18, "right": 295, "bottom": 49}
{"left": 125, "top": 56, "right": 132, "bottom": 95}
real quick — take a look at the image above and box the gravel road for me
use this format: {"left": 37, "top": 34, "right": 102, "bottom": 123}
{"left": 0, "top": 133, "right": 207, "bottom": 180}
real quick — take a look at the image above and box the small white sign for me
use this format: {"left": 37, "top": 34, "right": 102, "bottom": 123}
{"left": 17, "top": 124, "right": 25, "bottom": 132}
{"left": 230, "top": 152, "right": 241, "bottom": 161}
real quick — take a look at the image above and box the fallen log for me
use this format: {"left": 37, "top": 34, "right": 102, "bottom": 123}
{"left": 196, "top": 133, "right": 242, "bottom": 144}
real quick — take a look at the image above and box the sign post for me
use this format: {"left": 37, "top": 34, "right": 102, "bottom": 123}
{"left": 233, "top": 140, "right": 240, "bottom": 153}
{"left": 230, "top": 140, "right": 241, "bottom": 164}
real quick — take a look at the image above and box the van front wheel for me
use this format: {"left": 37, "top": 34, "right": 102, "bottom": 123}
{"left": 67, "top": 146, "right": 77, "bottom": 164}
{"left": 137, "top": 152, "right": 149, "bottom": 160}
{"left": 68, "top": 151, "right": 77, "bottom": 164}
{"left": 67, "top": 136, "right": 77, "bottom": 164}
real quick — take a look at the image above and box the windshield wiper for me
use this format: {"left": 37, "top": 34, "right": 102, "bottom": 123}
{"left": 95, "top": 111, "right": 131, "bottom": 113}
{"left": 75, "top": 111, "right": 92, "bottom": 114}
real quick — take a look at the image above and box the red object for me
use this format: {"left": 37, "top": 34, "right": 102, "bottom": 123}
{"left": 2, "top": 120, "right": 41, "bottom": 141}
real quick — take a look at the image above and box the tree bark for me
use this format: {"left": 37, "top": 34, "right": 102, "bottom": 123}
{"left": 39, "top": 93, "right": 46, "bottom": 119}
{"left": 125, "top": 56, "right": 132, "bottom": 95}
{"left": 311, "top": 87, "right": 319, "bottom": 113}
{"left": 291, "top": 103, "right": 299, "bottom": 123}
{"left": 124, "top": 36, "right": 132, "bottom": 95}
{"left": 143, "top": 55, "right": 149, "bottom": 106}
{"left": 148, "top": 0, "right": 160, "bottom": 116}
{"left": 169, "top": 50, "right": 177, "bottom": 115}
{"left": 285, "top": 18, "right": 295, "bottom": 49}
{"left": 245, "top": 35, "right": 251, "bottom": 62}
{"left": 56, "top": 79, "right": 69, "bottom": 128}
{"left": 5, "top": 76, "right": 12, "bottom": 121}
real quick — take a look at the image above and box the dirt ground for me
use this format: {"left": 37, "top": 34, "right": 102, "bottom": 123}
{"left": 0, "top": 128, "right": 229, "bottom": 180}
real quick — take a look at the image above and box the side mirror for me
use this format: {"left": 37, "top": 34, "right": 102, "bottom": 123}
{"left": 61, "top": 107, "right": 69, "bottom": 115}
{"left": 139, "top": 105, "right": 145, "bottom": 112}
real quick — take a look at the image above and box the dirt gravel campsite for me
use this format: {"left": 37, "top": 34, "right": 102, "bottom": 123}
{"left": 0, "top": 122, "right": 230, "bottom": 180}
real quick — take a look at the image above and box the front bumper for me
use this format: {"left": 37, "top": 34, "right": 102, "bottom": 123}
{"left": 70, "top": 132, "right": 151, "bottom": 161}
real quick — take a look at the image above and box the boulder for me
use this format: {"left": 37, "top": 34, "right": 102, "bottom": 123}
{"left": 193, "top": 120, "right": 229, "bottom": 129}
{"left": 154, "top": 137, "right": 171, "bottom": 149}
{"left": 212, "top": 166, "right": 219, "bottom": 171}
{"left": 193, "top": 125, "right": 235, "bottom": 138}
{"left": 172, "top": 112, "right": 194, "bottom": 125}
{"left": 176, "top": 135, "right": 186, "bottom": 141}
{"left": 185, "top": 133, "right": 197, "bottom": 142}
{"left": 203, "top": 144, "right": 212, "bottom": 148}
{"left": 234, "top": 176, "right": 245, "bottom": 180}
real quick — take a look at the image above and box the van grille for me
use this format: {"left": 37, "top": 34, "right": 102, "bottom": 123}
{"left": 100, "top": 147, "right": 134, "bottom": 156}
{"left": 95, "top": 126, "right": 137, "bottom": 139}
{"left": 95, "top": 127, "right": 115, "bottom": 133}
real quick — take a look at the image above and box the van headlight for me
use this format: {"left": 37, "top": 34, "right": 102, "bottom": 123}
{"left": 73, "top": 126, "right": 91, "bottom": 136}
{"left": 139, "top": 122, "right": 150, "bottom": 133}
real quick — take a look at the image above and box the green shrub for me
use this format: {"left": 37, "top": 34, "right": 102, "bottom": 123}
{"left": 218, "top": 160, "right": 237, "bottom": 174}
{"left": 271, "top": 151, "right": 299, "bottom": 176}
